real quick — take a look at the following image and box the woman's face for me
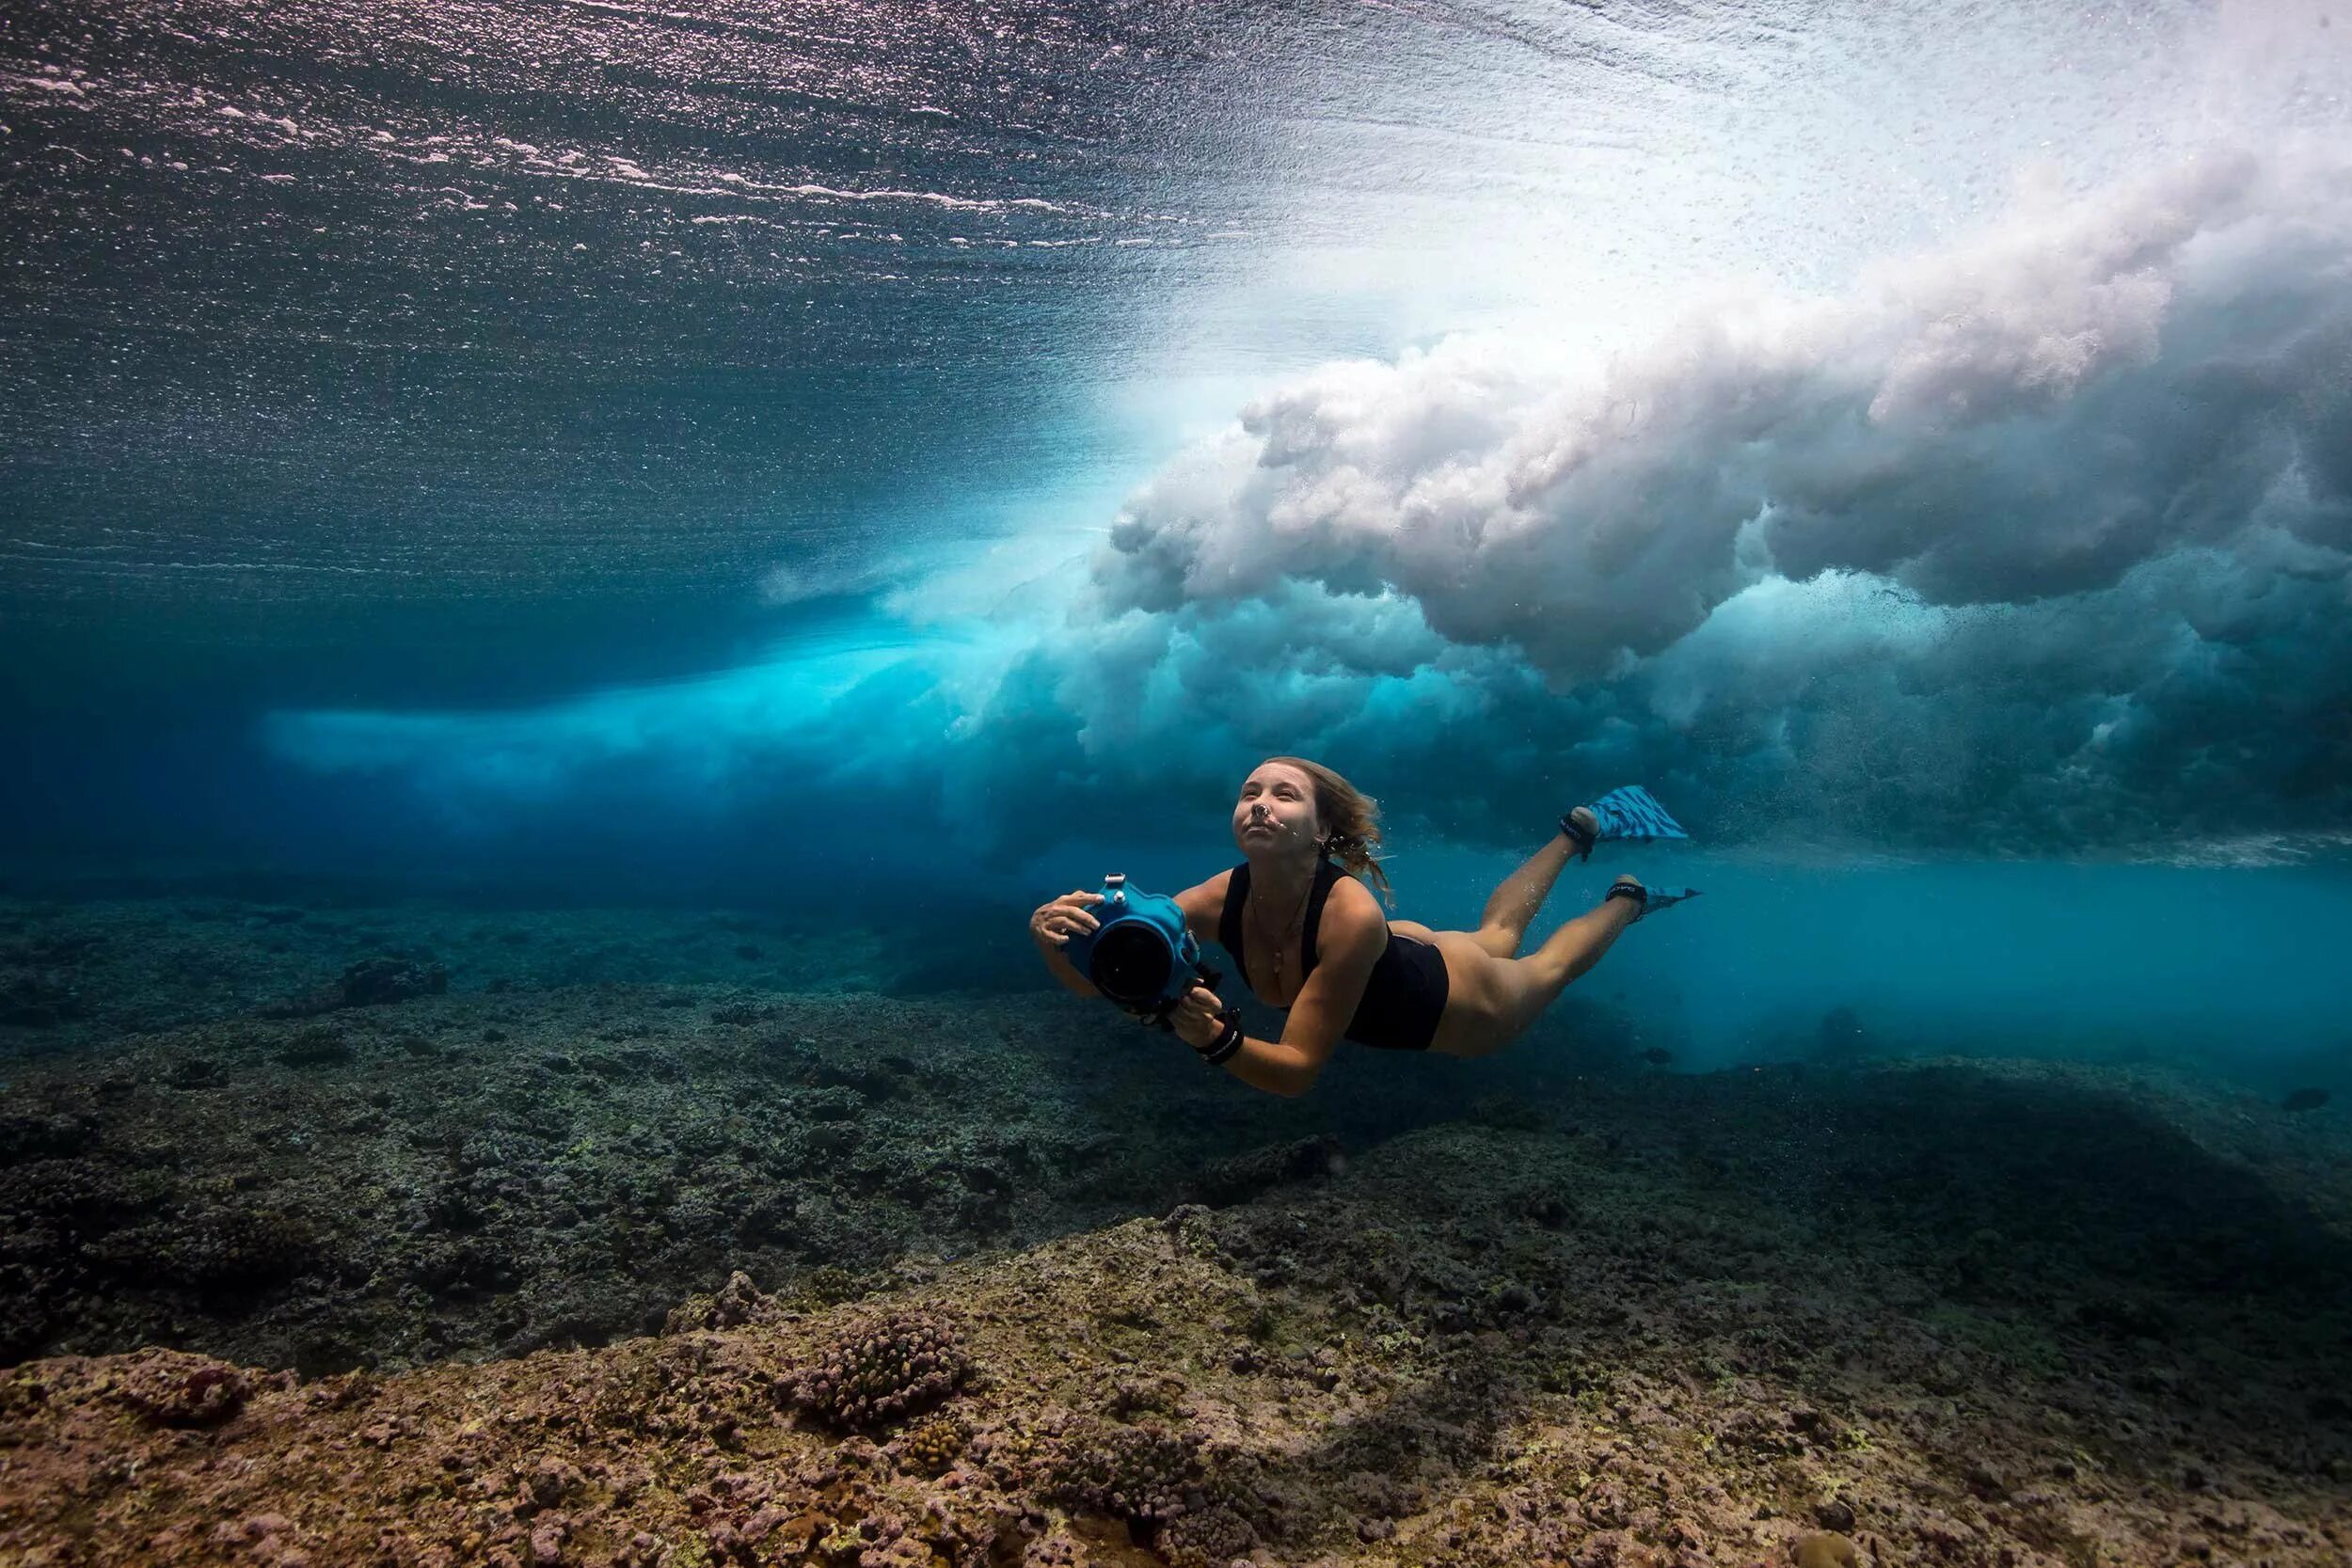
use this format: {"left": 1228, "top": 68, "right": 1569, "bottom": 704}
{"left": 1232, "top": 763, "right": 1323, "bottom": 856}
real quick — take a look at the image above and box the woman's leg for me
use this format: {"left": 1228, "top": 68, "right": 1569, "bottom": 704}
{"left": 1431, "top": 893, "right": 1639, "bottom": 1056}
{"left": 1466, "top": 831, "right": 1580, "bottom": 959}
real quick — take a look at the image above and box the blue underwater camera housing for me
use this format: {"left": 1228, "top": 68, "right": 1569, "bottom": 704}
{"left": 1063, "top": 874, "right": 1228, "bottom": 1028}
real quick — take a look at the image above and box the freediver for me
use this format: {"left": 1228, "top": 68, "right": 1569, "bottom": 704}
{"left": 1028, "top": 757, "right": 1694, "bottom": 1096}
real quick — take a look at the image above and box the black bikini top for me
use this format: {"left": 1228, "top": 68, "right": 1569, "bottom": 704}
{"left": 1216, "top": 859, "right": 1450, "bottom": 1053}
{"left": 1216, "top": 858, "right": 1344, "bottom": 998}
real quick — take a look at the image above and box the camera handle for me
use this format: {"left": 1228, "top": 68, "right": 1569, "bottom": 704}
{"left": 1136, "top": 958, "right": 1241, "bottom": 1035}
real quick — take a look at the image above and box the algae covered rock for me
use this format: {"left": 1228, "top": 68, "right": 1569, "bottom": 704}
{"left": 339, "top": 955, "right": 447, "bottom": 1006}
{"left": 260, "top": 954, "right": 447, "bottom": 1017}
{"left": 665, "top": 1268, "right": 785, "bottom": 1333}
{"left": 105, "top": 1348, "right": 255, "bottom": 1428}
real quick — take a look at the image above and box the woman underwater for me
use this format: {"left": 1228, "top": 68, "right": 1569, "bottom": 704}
{"left": 1028, "top": 757, "right": 1696, "bottom": 1097}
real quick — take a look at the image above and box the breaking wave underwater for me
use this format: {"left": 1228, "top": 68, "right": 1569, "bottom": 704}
{"left": 5, "top": 0, "right": 2351, "bottom": 1068}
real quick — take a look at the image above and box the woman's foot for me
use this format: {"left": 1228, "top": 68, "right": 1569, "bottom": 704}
{"left": 1606, "top": 874, "right": 1701, "bottom": 922}
{"left": 1559, "top": 805, "right": 1600, "bottom": 861}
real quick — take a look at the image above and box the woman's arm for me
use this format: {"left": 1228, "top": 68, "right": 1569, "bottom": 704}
{"left": 1029, "top": 891, "right": 1103, "bottom": 998}
{"left": 1039, "top": 947, "right": 1097, "bottom": 999}
{"left": 1211, "top": 1018, "right": 1337, "bottom": 1098}
{"left": 1172, "top": 870, "right": 1232, "bottom": 946}
{"left": 1170, "top": 881, "right": 1385, "bottom": 1097}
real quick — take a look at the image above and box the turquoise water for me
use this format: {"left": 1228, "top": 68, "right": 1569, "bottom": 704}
{"left": 5, "top": 0, "right": 2351, "bottom": 1085}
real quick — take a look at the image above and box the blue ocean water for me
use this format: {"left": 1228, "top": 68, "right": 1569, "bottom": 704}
{"left": 3, "top": 0, "right": 2349, "bottom": 1091}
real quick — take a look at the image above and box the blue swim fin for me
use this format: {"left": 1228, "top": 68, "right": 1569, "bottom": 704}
{"left": 1561, "top": 785, "right": 1689, "bottom": 860}
{"left": 1607, "top": 875, "right": 1700, "bottom": 923}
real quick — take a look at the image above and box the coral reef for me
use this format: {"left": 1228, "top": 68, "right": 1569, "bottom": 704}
{"left": 1159, "top": 1503, "right": 1259, "bottom": 1568}
{"left": 1, "top": 887, "right": 2349, "bottom": 1565}
{"left": 899, "top": 1412, "right": 968, "bottom": 1476}
{"left": 1043, "top": 1417, "right": 1216, "bottom": 1526}
{"left": 790, "top": 1309, "right": 969, "bottom": 1431}
{"left": 1795, "top": 1530, "right": 1862, "bottom": 1568}
{"left": 0, "top": 1097, "right": 2348, "bottom": 1565}
{"left": 0, "top": 891, "right": 1603, "bottom": 1374}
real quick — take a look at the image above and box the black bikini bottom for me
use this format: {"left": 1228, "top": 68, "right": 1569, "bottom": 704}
{"left": 1342, "top": 932, "right": 1450, "bottom": 1052}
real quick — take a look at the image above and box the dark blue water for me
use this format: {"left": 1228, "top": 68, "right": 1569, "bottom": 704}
{"left": 4, "top": 0, "right": 2350, "bottom": 1086}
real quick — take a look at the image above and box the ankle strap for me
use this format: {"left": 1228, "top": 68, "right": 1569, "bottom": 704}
{"left": 1560, "top": 812, "right": 1597, "bottom": 859}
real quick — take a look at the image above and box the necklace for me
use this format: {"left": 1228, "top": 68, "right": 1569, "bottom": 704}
{"left": 1249, "top": 866, "right": 1318, "bottom": 989}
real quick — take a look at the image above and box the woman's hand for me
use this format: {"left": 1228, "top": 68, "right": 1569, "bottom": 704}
{"left": 1029, "top": 890, "right": 1102, "bottom": 948}
{"left": 1168, "top": 984, "right": 1231, "bottom": 1051}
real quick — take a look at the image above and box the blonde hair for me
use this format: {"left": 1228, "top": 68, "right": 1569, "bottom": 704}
{"left": 1262, "top": 755, "right": 1393, "bottom": 902}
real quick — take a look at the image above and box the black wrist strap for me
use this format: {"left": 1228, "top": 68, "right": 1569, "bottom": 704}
{"left": 1197, "top": 1012, "right": 1244, "bottom": 1066}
